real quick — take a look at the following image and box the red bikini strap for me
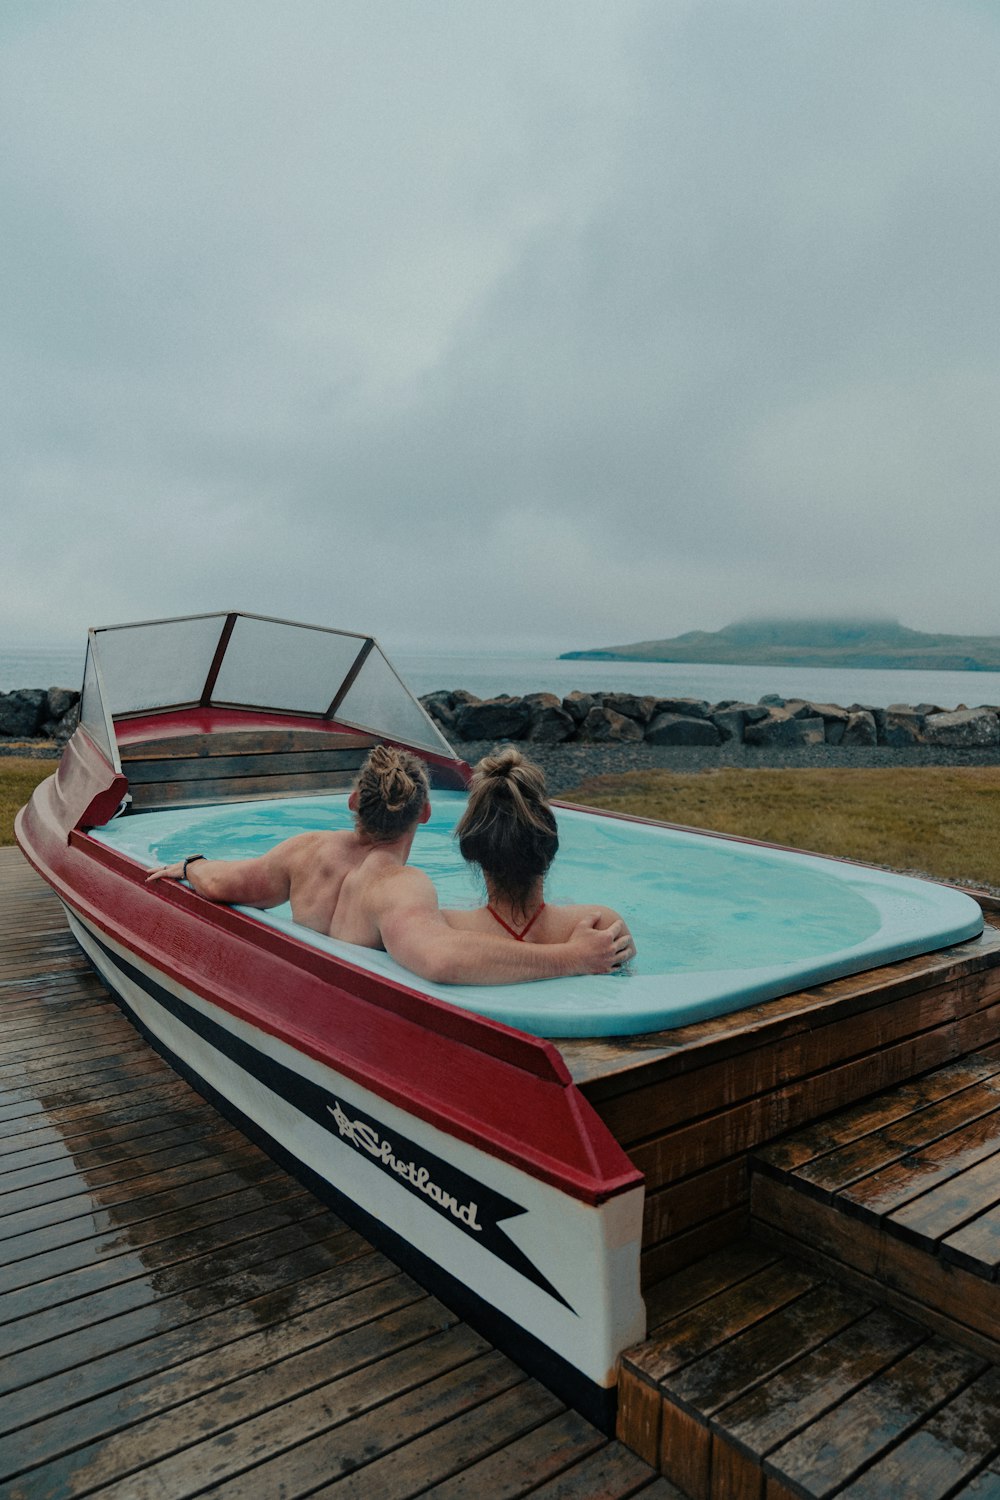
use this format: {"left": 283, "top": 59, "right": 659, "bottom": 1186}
{"left": 487, "top": 902, "right": 545, "bottom": 941}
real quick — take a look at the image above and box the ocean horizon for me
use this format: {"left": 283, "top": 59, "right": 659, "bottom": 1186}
{"left": 4, "top": 642, "right": 1000, "bottom": 712}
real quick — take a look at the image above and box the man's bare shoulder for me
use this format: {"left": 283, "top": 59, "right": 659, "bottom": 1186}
{"left": 365, "top": 860, "right": 438, "bottom": 912}
{"left": 279, "top": 827, "right": 355, "bottom": 855}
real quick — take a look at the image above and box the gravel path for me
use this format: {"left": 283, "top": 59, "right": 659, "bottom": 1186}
{"left": 455, "top": 740, "right": 1000, "bottom": 798}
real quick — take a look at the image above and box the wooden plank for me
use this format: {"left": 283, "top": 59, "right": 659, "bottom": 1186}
{"left": 129, "top": 768, "right": 358, "bottom": 806}
{"left": 789, "top": 1078, "right": 1000, "bottom": 1199}
{"left": 123, "top": 747, "right": 369, "bottom": 783}
{"left": 617, "top": 1366, "right": 662, "bottom": 1467}
{"left": 0, "top": 1213, "right": 351, "bottom": 1363}
{"left": 637, "top": 1261, "right": 821, "bottom": 1386}
{"left": 711, "top": 1309, "right": 927, "bottom": 1464}
{"left": 842, "top": 1116, "right": 1000, "bottom": 1226}
{"left": 942, "top": 1201, "right": 1000, "bottom": 1276}
{"left": 5, "top": 1287, "right": 464, "bottom": 1497}
{"left": 599, "top": 978, "right": 1000, "bottom": 1152}
{"left": 353, "top": 1399, "right": 599, "bottom": 1498}
{"left": 526, "top": 1441, "right": 681, "bottom": 1497}
{"left": 886, "top": 1147, "right": 1000, "bottom": 1247}
{"left": 709, "top": 1436, "right": 764, "bottom": 1500}
{"left": 0, "top": 1138, "right": 280, "bottom": 1252}
{"left": 642, "top": 1206, "right": 750, "bottom": 1290}
{"left": 827, "top": 1365, "right": 1000, "bottom": 1498}
{"left": 122, "top": 729, "right": 379, "bottom": 758}
{"left": 0, "top": 1250, "right": 401, "bottom": 1446}
{"left": 106, "top": 1339, "right": 516, "bottom": 1499}
{"left": 765, "top": 1337, "right": 986, "bottom": 1498}
{"left": 0, "top": 1193, "right": 330, "bottom": 1328}
{"left": 665, "top": 1282, "right": 869, "bottom": 1421}
{"left": 660, "top": 1400, "right": 711, "bottom": 1500}
{"left": 951, "top": 1464, "right": 1000, "bottom": 1499}
{"left": 643, "top": 1160, "right": 749, "bottom": 1249}
{"left": 633, "top": 1005, "right": 1000, "bottom": 1195}
{"left": 639, "top": 1242, "right": 780, "bottom": 1339}
{"left": 753, "top": 1177, "right": 1000, "bottom": 1358}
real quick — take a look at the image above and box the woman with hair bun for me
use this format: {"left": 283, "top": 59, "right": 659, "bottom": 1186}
{"left": 444, "top": 748, "right": 635, "bottom": 966}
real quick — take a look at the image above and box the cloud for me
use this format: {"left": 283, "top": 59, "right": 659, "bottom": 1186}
{"left": 3, "top": 0, "right": 1000, "bottom": 649}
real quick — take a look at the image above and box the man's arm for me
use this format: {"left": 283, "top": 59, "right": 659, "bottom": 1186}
{"left": 375, "top": 869, "right": 633, "bottom": 985}
{"left": 145, "top": 845, "right": 293, "bottom": 908}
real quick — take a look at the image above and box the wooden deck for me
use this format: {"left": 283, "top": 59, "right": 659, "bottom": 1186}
{"left": 0, "top": 847, "right": 672, "bottom": 1500}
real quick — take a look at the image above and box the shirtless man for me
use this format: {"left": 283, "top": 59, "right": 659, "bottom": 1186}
{"left": 146, "top": 744, "right": 634, "bottom": 985}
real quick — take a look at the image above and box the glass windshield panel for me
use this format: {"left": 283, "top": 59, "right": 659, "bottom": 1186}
{"left": 95, "top": 616, "right": 227, "bottom": 715}
{"left": 79, "top": 639, "right": 115, "bottom": 763}
{"left": 336, "top": 646, "right": 455, "bottom": 755}
{"left": 212, "top": 617, "right": 368, "bottom": 712}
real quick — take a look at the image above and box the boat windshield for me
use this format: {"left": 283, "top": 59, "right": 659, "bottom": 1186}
{"left": 78, "top": 611, "right": 455, "bottom": 768}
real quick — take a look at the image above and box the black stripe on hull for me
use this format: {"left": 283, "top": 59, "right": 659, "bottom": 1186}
{"left": 71, "top": 921, "right": 618, "bottom": 1434}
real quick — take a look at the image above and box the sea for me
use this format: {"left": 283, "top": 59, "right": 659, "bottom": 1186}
{"left": 4, "top": 643, "right": 1000, "bottom": 712}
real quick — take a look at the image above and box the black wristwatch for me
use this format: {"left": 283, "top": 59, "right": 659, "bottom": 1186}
{"left": 182, "top": 855, "right": 206, "bottom": 881}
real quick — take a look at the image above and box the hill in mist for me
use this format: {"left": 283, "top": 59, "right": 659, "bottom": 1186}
{"left": 560, "top": 619, "right": 1000, "bottom": 671}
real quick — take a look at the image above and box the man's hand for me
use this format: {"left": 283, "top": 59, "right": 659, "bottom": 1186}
{"left": 565, "top": 914, "right": 635, "bottom": 975}
{"left": 146, "top": 862, "right": 186, "bottom": 883}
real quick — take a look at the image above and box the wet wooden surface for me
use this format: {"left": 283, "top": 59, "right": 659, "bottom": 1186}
{"left": 751, "top": 1046, "right": 1000, "bottom": 1375}
{"left": 619, "top": 1241, "right": 1000, "bottom": 1498}
{"left": 0, "top": 847, "right": 673, "bottom": 1500}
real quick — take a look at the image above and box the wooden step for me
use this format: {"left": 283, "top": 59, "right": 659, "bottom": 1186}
{"left": 751, "top": 1049, "right": 1000, "bottom": 1362}
{"left": 617, "top": 1241, "right": 1000, "bottom": 1498}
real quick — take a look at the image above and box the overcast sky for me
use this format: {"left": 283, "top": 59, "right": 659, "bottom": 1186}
{"left": 3, "top": 0, "right": 999, "bottom": 654}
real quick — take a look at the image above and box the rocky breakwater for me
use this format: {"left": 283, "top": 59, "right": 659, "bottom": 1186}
{"left": 0, "top": 687, "right": 80, "bottom": 747}
{"left": 420, "top": 689, "right": 1000, "bottom": 751}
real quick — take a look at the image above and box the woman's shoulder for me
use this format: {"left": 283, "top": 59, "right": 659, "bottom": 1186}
{"left": 548, "top": 902, "right": 623, "bottom": 928}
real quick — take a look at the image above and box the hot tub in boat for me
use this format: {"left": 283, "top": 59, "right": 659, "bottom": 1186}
{"left": 14, "top": 611, "right": 984, "bottom": 1429}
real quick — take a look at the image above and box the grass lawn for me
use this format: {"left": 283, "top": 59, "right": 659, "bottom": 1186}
{"left": 563, "top": 765, "right": 1000, "bottom": 893}
{"left": 0, "top": 757, "right": 56, "bottom": 846}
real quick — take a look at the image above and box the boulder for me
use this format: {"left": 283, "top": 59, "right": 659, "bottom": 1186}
{"left": 0, "top": 689, "right": 46, "bottom": 737}
{"left": 41, "top": 702, "right": 80, "bottom": 741}
{"left": 651, "top": 697, "right": 711, "bottom": 720}
{"left": 453, "top": 696, "right": 532, "bottom": 741}
{"left": 849, "top": 703, "right": 888, "bottom": 740}
{"left": 744, "top": 710, "right": 826, "bottom": 747}
{"left": 562, "top": 691, "right": 596, "bottom": 724}
{"left": 601, "top": 693, "right": 657, "bottom": 725}
{"left": 708, "top": 702, "right": 770, "bottom": 742}
{"left": 420, "top": 691, "right": 459, "bottom": 733}
{"left": 841, "top": 710, "right": 878, "bottom": 746}
{"left": 522, "top": 693, "right": 575, "bottom": 744}
{"left": 758, "top": 694, "right": 787, "bottom": 708}
{"left": 798, "top": 701, "right": 850, "bottom": 745}
{"left": 45, "top": 686, "right": 80, "bottom": 721}
{"left": 577, "top": 706, "right": 644, "bottom": 743}
{"left": 923, "top": 708, "right": 1000, "bottom": 748}
{"left": 883, "top": 707, "right": 925, "bottom": 746}
{"left": 646, "top": 712, "right": 721, "bottom": 746}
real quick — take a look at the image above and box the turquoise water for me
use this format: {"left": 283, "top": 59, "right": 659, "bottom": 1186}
{"left": 92, "top": 791, "right": 983, "bottom": 1037}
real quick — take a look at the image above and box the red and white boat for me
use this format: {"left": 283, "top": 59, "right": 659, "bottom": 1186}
{"left": 15, "top": 612, "right": 647, "bottom": 1431}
